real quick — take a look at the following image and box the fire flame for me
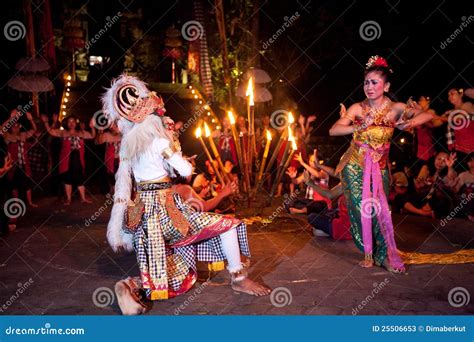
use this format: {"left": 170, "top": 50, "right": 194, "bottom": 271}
{"left": 245, "top": 77, "right": 254, "bottom": 106}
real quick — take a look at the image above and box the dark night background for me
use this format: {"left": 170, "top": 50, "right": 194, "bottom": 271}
{"left": 0, "top": 0, "right": 472, "bottom": 171}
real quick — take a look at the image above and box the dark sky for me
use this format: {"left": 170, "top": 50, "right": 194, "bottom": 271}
{"left": 0, "top": 0, "right": 472, "bottom": 131}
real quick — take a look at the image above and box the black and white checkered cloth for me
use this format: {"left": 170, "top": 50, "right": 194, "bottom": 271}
{"left": 132, "top": 188, "right": 250, "bottom": 292}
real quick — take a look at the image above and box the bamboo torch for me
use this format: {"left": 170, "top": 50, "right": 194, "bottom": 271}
{"left": 268, "top": 127, "right": 294, "bottom": 203}
{"left": 264, "top": 111, "right": 294, "bottom": 176}
{"left": 246, "top": 77, "right": 255, "bottom": 181}
{"left": 281, "top": 138, "right": 298, "bottom": 175}
{"left": 204, "top": 122, "right": 231, "bottom": 182}
{"left": 257, "top": 129, "right": 272, "bottom": 182}
{"left": 195, "top": 126, "right": 225, "bottom": 185}
{"left": 240, "top": 131, "right": 251, "bottom": 194}
{"left": 228, "top": 110, "right": 244, "bottom": 175}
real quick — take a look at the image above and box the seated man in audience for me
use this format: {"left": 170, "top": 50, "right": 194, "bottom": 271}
{"left": 454, "top": 152, "right": 474, "bottom": 221}
{"left": 285, "top": 150, "right": 332, "bottom": 215}
{"left": 305, "top": 177, "right": 351, "bottom": 241}
{"left": 390, "top": 172, "right": 434, "bottom": 217}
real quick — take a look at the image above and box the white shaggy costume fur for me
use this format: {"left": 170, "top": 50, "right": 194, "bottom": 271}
{"left": 101, "top": 75, "right": 176, "bottom": 252}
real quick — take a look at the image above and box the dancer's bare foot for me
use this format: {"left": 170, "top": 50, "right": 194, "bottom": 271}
{"left": 114, "top": 279, "right": 152, "bottom": 315}
{"left": 358, "top": 259, "right": 374, "bottom": 268}
{"left": 288, "top": 207, "right": 299, "bottom": 214}
{"left": 232, "top": 277, "right": 271, "bottom": 296}
{"left": 81, "top": 198, "right": 93, "bottom": 204}
{"left": 64, "top": 200, "right": 71, "bottom": 206}
{"left": 28, "top": 202, "right": 38, "bottom": 208}
{"left": 382, "top": 259, "right": 406, "bottom": 274}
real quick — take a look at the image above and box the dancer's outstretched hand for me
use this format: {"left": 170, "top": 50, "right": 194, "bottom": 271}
{"left": 221, "top": 181, "right": 238, "bottom": 197}
{"left": 294, "top": 152, "right": 304, "bottom": 165}
{"left": 464, "top": 88, "right": 474, "bottom": 99}
{"left": 339, "top": 103, "right": 347, "bottom": 118}
{"left": 446, "top": 152, "right": 457, "bottom": 168}
{"left": 307, "top": 115, "right": 317, "bottom": 124}
{"left": 298, "top": 115, "right": 305, "bottom": 126}
{"left": 313, "top": 149, "right": 319, "bottom": 166}
{"left": 286, "top": 166, "right": 297, "bottom": 179}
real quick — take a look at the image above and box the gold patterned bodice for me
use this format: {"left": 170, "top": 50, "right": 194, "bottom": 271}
{"left": 353, "top": 99, "right": 395, "bottom": 149}
{"left": 336, "top": 99, "right": 396, "bottom": 173}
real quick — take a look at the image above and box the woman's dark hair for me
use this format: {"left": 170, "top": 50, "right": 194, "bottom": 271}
{"left": 61, "top": 115, "right": 79, "bottom": 130}
{"left": 173, "top": 175, "right": 190, "bottom": 184}
{"left": 426, "top": 151, "right": 448, "bottom": 178}
{"left": 364, "top": 66, "right": 392, "bottom": 83}
{"left": 448, "top": 87, "right": 469, "bottom": 103}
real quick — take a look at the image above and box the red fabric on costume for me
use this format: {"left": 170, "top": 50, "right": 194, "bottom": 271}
{"left": 312, "top": 186, "right": 332, "bottom": 210}
{"left": 454, "top": 124, "right": 474, "bottom": 154}
{"left": 7, "top": 141, "right": 32, "bottom": 178}
{"left": 332, "top": 196, "right": 351, "bottom": 240}
{"left": 218, "top": 133, "right": 237, "bottom": 165}
{"left": 416, "top": 125, "right": 436, "bottom": 161}
{"left": 105, "top": 142, "right": 120, "bottom": 174}
{"left": 59, "top": 137, "right": 85, "bottom": 174}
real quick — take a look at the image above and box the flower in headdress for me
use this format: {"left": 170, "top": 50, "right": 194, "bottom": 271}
{"left": 366, "top": 55, "right": 389, "bottom": 69}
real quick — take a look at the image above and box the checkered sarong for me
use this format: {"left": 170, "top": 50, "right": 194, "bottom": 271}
{"left": 17, "top": 141, "right": 26, "bottom": 166}
{"left": 132, "top": 186, "right": 250, "bottom": 300}
{"left": 446, "top": 125, "right": 455, "bottom": 150}
{"left": 28, "top": 141, "right": 49, "bottom": 173}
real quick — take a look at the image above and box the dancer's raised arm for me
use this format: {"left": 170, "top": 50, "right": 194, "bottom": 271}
{"left": 329, "top": 103, "right": 361, "bottom": 136}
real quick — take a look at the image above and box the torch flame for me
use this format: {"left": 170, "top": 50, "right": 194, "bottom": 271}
{"left": 266, "top": 129, "right": 272, "bottom": 141}
{"left": 204, "top": 122, "right": 211, "bottom": 137}
{"left": 288, "top": 126, "right": 293, "bottom": 141}
{"left": 291, "top": 139, "right": 297, "bottom": 150}
{"left": 245, "top": 77, "right": 254, "bottom": 106}
{"left": 288, "top": 112, "right": 295, "bottom": 124}
{"left": 195, "top": 126, "right": 202, "bottom": 138}
{"left": 227, "top": 111, "right": 235, "bottom": 125}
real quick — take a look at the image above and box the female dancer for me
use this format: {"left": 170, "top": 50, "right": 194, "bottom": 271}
{"left": 41, "top": 114, "right": 95, "bottom": 205}
{"left": 96, "top": 123, "right": 121, "bottom": 193}
{"left": 329, "top": 56, "right": 434, "bottom": 273}
{"left": 444, "top": 88, "right": 474, "bottom": 165}
{"left": 3, "top": 110, "right": 38, "bottom": 207}
{"left": 211, "top": 115, "right": 237, "bottom": 166}
{"left": 102, "top": 75, "right": 269, "bottom": 315}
